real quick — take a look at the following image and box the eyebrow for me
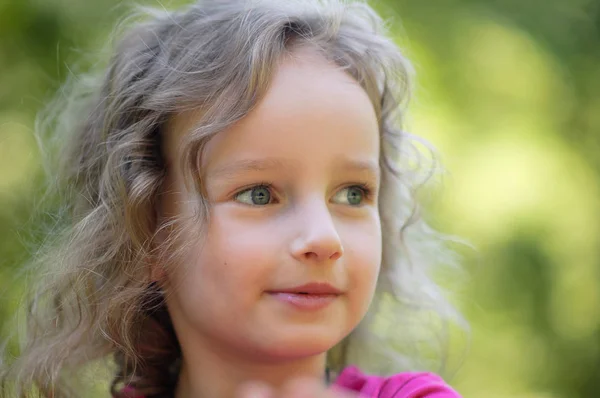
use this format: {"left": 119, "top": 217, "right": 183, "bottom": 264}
{"left": 333, "top": 157, "right": 380, "bottom": 179}
{"left": 207, "top": 157, "right": 296, "bottom": 179}
{"left": 207, "top": 156, "right": 380, "bottom": 180}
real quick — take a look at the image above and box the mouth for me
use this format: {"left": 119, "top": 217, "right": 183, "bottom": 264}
{"left": 267, "top": 282, "right": 343, "bottom": 296}
{"left": 266, "top": 282, "right": 342, "bottom": 311}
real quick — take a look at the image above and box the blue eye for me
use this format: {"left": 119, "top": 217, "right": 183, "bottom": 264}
{"left": 235, "top": 185, "right": 272, "bottom": 206}
{"left": 333, "top": 186, "right": 367, "bottom": 206}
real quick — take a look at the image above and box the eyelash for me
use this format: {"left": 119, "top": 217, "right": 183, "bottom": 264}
{"left": 234, "top": 182, "right": 375, "bottom": 203}
{"left": 350, "top": 183, "right": 374, "bottom": 200}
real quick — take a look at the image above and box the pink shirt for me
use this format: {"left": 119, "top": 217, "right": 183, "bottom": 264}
{"left": 334, "top": 366, "right": 461, "bottom": 397}
{"left": 123, "top": 366, "right": 460, "bottom": 397}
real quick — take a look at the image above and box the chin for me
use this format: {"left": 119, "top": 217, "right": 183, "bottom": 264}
{"left": 262, "top": 342, "right": 330, "bottom": 361}
{"left": 255, "top": 326, "right": 346, "bottom": 361}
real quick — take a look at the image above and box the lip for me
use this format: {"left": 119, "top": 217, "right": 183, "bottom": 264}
{"left": 266, "top": 282, "right": 342, "bottom": 311}
{"left": 268, "top": 282, "right": 343, "bottom": 295}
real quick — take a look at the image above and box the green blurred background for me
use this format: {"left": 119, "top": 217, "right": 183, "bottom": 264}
{"left": 1, "top": 0, "right": 599, "bottom": 397}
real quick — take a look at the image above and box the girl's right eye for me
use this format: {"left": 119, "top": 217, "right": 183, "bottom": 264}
{"left": 234, "top": 185, "right": 273, "bottom": 206}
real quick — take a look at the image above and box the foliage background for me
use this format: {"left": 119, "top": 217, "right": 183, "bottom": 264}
{"left": 1, "top": 0, "right": 599, "bottom": 397}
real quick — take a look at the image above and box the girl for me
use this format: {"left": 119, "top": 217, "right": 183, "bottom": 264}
{"left": 1, "top": 0, "right": 465, "bottom": 397}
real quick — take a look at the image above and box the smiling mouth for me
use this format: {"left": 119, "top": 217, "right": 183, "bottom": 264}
{"left": 267, "top": 282, "right": 343, "bottom": 296}
{"left": 267, "top": 291, "right": 339, "bottom": 311}
{"left": 265, "top": 282, "right": 342, "bottom": 311}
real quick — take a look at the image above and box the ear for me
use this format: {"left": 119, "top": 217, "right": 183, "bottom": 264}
{"left": 149, "top": 245, "right": 167, "bottom": 283}
{"left": 149, "top": 176, "right": 171, "bottom": 284}
{"left": 147, "top": 225, "right": 167, "bottom": 284}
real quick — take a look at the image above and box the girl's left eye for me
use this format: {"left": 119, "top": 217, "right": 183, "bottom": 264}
{"left": 332, "top": 185, "right": 369, "bottom": 206}
{"left": 234, "top": 185, "right": 273, "bottom": 206}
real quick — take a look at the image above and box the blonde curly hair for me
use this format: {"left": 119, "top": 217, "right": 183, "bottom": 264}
{"left": 1, "top": 0, "right": 465, "bottom": 397}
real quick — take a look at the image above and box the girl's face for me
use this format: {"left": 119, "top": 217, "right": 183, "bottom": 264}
{"left": 160, "top": 48, "right": 382, "bottom": 363}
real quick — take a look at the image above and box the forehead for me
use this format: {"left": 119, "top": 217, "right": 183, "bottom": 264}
{"left": 164, "top": 47, "right": 379, "bottom": 171}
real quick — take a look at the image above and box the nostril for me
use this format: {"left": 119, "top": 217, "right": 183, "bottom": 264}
{"left": 330, "top": 251, "right": 342, "bottom": 261}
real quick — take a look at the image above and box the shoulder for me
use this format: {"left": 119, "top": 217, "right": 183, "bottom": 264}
{"left": 333, "top": 366, "right": 461, "bottom": 398}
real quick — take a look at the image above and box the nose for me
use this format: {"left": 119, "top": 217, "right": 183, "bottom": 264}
{"left": 289, "top": 200, "right": 344, "bottom": 263}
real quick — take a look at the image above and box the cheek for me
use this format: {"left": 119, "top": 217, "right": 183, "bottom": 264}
{"left": 208, "top": 208, "right": 284, "bottom": 280}
{"left": 176, "top": 207, "right": 282, "bottom": 301}
{"left": 343, "top": 215, "right": 382, "bottom": 308}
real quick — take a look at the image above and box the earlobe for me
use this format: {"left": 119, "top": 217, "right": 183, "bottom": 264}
{"left": 150, "top": 171, "right": 173, "bottom": 284}
{"left": 150, "top": 257, "right": 167, "bottom": 283}
{"left": 149, "top": 218, "right": 171, "bottom": 284}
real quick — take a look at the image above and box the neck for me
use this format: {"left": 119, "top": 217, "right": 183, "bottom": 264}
{"left": 174, "top": 340, "right": 328, "bottom": 398}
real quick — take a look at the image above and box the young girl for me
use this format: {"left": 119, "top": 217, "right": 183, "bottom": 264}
{"left": 1, "top": 0, "right": 465, "bottom": 397}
